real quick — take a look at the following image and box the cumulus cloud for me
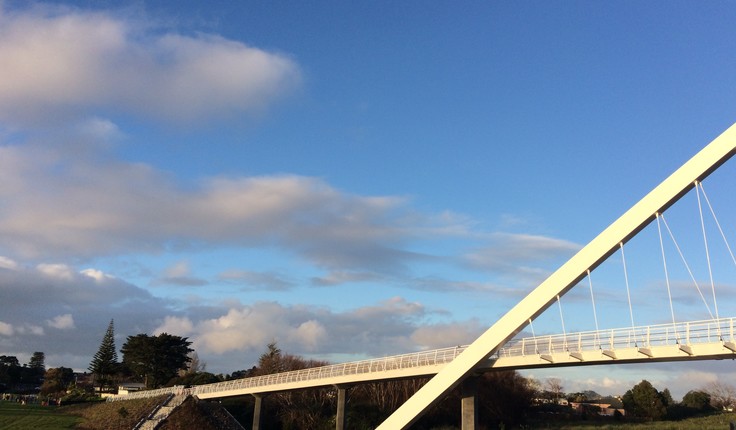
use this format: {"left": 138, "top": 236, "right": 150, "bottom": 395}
{"left": 0, "top": 321, "right": 14, "bottom": 336}
{"left": 153, "top": 316, "right": 194, "bottom": 337}
{"left": 152, "top": 297, "right": 434, "bottom": 363}
{"left": 0, "top": 5, "right": 301, "bottom": 126}
{"left": 0, "top": 256, "right": 18, "bottom": 270}
{"left": 36, "top": 263, "right": 76, "bottom": 280}
{"left": 0, "top": 260, "right": 177, "bottom": 370}
{"left": 47, "top": 314, "right": 75, "bottom": 330}
{"left": 81, "top": 268, "right": 114, "bottom": 282}
{"left": 0, "top": 143, "right": 429, "bottom": 277}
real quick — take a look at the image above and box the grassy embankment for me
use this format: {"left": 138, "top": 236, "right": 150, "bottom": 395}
{"left": 0, "top": 396, "right": 166, "bottom": 430}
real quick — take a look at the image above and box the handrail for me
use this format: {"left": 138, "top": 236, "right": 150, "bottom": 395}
{"left": 496, "top": 317, "right": 735, "bottom": 358}
{"left": 108, "top": 317, "right": 736, "bottom": 402}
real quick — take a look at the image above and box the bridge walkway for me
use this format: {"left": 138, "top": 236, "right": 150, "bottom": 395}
{"left": 109, "top": 316, "right": 736, "bottom": 403}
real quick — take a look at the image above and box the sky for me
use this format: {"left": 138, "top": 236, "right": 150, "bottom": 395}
{"left": 2, "top": 0, "right": 736, "bottom": 400}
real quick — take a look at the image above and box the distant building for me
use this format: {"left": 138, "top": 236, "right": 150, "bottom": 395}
{"left": 117, "top": 382, "right": 145, "bottom": 396}
{"left": 570, "top": 402, "right": 625, "bottom": 416}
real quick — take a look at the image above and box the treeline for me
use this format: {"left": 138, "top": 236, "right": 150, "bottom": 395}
{"left": 621, "top": 379, "right": 735, "bottom": 421}
{"left": 532, "top": 377, "right": 736, "bottom": 426}
{"left": 222, "top": 342, "right": 538, "bottom": 430}
{"left": 0, "top": 352, "right": 46, "bottom": 392}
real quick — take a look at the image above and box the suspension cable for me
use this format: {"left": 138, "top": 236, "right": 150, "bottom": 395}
{"left": 656, "top": 213, "right": 678, "bottom": 334}
{"left": 556, "top": 295, "right": 568, "bottom": 350}
{"left": 586, "top": 269, "right": 601, "bottom": 348}
{"left": 620, "top": 242, "right": 637, "bottom": 344}
{"left": 528, "top": 319, "right": 539, "bottom": 354}
{"left": 695, "top": 181, "right": 720, "bottom": 321}
{"left": 660, "top": 212, "right": 714, "bottom": 319}
{"left": 699, "top": 182, "right": 734, "bottom": 327}
{"left": 700, "top": 182, "right": 736, "bottom": 268}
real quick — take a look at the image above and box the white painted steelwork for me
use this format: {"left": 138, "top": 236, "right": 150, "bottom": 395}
{"left": 378, "top": 123, "right": 736, "bottom": 429}
{"left": 108, "top": 317, "right": 736, "bottom": 402}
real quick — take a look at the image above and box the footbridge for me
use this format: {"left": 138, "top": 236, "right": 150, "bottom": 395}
{"left": 111, "top": 317, "right": 736, "bottom": 427}
{"left": 110, "top": 123, "right": 736, "bottom": 429}
{"left": 190, "top": 317, "right": 736, "bottom": 398}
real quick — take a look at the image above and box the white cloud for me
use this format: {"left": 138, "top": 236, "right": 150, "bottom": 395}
{"left": 289, "top": 320, "right": 328, "bottom": 351}
{"left": 0, "top": 258, "right": 172, "bottom": 371}
{"left": 194, "top": 307, "right": 274, "bottom": 354}
{"left": 81, "top": 268, "right": 114, "bottom": 282}
{"left": 464, "top": 233, "right": 580, "bottom": 285}
{"left": 0, "top": 321, "right": 14, "bottom": 336}
{"left": 154, "top": 316, "right": 194, "bottom": 337}
{"left": 0, "top": 256, "right": 18, "bottom": 270}
{"left": 47, "top": 314, "right": 75, "bottom": 330}
{"left": 0, "top": 143, "right": 426, "bottom": 275}
{"left": 17, "top": 324, "right": 45, "bottom": 336}
{"left": 410, "top": 320, "right": 483, "bottom": 350}
{"left": 157, "top": 297, "right": 432, "bottom": 360}
{"left": 36, "top": 263, "right": 75, "bottom": 280}
{"left": 0, "top": 5, "right": 301, "bottom": 126}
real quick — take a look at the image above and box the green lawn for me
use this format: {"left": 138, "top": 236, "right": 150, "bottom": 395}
{"left": 534, "top": 411, "right": 736, "bottom": 430}
{"left": 0, "top": 400, "right": 81, "bottom": 429}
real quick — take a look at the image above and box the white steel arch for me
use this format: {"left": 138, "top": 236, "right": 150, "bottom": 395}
{"left": 377, "top": 123, "right": 736, "bottom": 429}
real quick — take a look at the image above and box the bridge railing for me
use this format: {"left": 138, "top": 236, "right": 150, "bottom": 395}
{"left": 495, "top": 317, "right": 735, "bottom": 358}
{"left": 188, "top": 345, "right": 467, "bottom": 397}
{"left": 108, "top": 317, "right": 734, "bottom": 402}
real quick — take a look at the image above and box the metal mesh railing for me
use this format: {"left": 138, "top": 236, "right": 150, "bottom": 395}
{"left": 108, "top": 317, "right": 735, "bottom": 402}
{"left": 496, "top": 317, "right": 735, "bottom": 358}
{"left": 189, "top": 345, "right": 465, "bottom": 397}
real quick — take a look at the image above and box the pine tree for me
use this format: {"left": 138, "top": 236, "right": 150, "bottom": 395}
{"left": 89, "top": 319, "right": 119, "bottom": 392}
{"left": 27, "top": 351, "right": 45, "bottom": 383}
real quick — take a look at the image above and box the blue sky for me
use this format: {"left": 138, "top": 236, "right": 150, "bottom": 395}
{"left": 2, "top": 1, "right": 736, "bottom": 399}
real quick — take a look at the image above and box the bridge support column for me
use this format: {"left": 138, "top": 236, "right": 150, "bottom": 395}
{"left": 252, "top": 394, "right": 264, "bottom": 430}
{"left": 461, "top": 376, "right": 478, "bottom": 430}
{"left": 335, "top": 385, "right": 349, "bottom": 430}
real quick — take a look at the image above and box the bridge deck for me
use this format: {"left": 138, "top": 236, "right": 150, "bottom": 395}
{"left": 108, "top": 317, "right": 736, "bottom": 402}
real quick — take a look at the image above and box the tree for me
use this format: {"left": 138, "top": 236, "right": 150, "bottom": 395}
{"left": 0, "top": 355, "right": 21, "bottom": 389}
{"left": 622, "top": 380, "right": 667, "bottom": 420}
{"left": 40, "top": 367, "right": 74, "bottom": 396}
{"left": 179, "top": 351, "right": 206, "bottom": 376}
{"left": 682, "top": 390, "right": 712, "bottom": 412}
{"left": 121, "top": 333, "right": 193, "bottom": 389}
{"left": 545, "top": 377, "right": 564, "bottom": 403}
{"left": 661, "top": 388, "right": 674, "bottom": 407}
{"left": 0, "top": 355, "right": 20, "bottom": 367}
{"left": 479, "top": 370, "right": 537, "bottom": 427}
{"left": 89, "top": 319, "right": 119, "bottom": 392}
{"left": 703, "top": 381, "right": 736, "bottom": 410}
{"left": 27, "top": 352, "right": 45, "bottom": 384}
{"left": 251, "top": 342, "right": 334, "bottom": 429}
{"left": 255, "top": 341, "right": 284, "bottom": 375}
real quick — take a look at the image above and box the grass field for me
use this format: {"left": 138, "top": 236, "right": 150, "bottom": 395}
{"left": 1, "top": 396, "right": 165, "bottom": 430}
{"left": 533, "top": 411, "right": 736, "bottom": 429}
{"left": 0, "top": 400, "right": 80, "bottom": 429}
{"left": 2, "top": 397, "right": 735, "bottom": 429}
